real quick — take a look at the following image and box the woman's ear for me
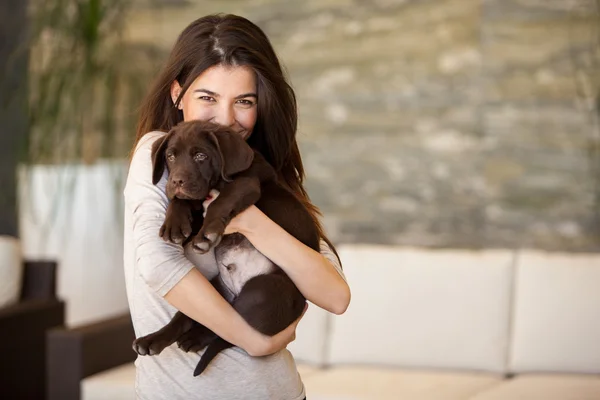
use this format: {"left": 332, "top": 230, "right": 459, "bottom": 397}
{"left": 170, "top": 80, "right": 183, "bottom": 110}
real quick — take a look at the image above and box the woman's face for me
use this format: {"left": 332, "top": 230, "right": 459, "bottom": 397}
{"left": 171, "top": 64, "right": 258, "bottom": 139}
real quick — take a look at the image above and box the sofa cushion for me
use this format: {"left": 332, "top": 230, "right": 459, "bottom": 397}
{"left": 82, "top": 362, "right": 321, "bottom": 399}
{"left": 469, "top": 374, "right": 600, "bottom": 400}
{"left": 82, "top": 363, "right": 135, "bottom": 400}
{"left": 303, "top": 366, "right": 503, "bottom": 400}
{"left": 327, "top": 245, "right": 514, "bottom": 373}
{"left": 510, "top": 251, "right": 600, "bottom": 374}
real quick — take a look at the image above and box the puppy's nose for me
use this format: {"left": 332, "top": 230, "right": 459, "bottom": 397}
{"left": 171, "top": 177, "right": 185, "bottom": 186}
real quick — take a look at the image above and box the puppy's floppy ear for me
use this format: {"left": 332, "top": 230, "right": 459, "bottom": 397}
{"left": 208, "top": 129, "right": 254, "bottom": 182}
{"left": 150, "top": 131, "right": 173, "bottom": 185}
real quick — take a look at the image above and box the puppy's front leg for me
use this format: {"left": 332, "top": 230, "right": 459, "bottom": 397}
{"left": 160, "top": 198, "right": 199, "bottom": 244}
{"left": 192, "top": 177, "right": 261, "bottom": 253}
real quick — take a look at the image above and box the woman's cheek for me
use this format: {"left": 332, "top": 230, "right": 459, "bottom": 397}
{"left": 239, "top": 108, "right": 258, "bottom": 130}
{"left": 183, "top": 104, "right": 213, "bottom": 122}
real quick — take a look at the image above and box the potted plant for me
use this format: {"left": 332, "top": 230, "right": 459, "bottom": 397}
{"left": 14, "top": 0, "right": 163, "bottom": 325}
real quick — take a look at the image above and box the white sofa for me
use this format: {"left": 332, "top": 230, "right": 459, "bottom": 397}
{"left": 82, "top": 245, "right": 600, "bottom": 399}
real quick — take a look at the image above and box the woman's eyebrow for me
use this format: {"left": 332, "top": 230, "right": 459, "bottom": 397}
{"left": 235, "top": 92, "right": 258, "bottom": 99}
{"left": 194, "top": 88, "right": 218, "bottom": 96}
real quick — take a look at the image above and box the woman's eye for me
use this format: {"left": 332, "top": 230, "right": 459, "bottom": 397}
{"left": 236, "top": 99, "right": 255, "bottom": 107}
{"left": 199, "top": 96, "right": 216, "bottom": 102}
{"left": 167, "top": 154, "right": 175, "bottom": 162}
{"left": 194, "top": 153, "right": 208, "bottom": 162}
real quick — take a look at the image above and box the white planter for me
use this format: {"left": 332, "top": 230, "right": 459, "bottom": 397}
{"left": 0, "top": 235, "right": 22, "bottom": 308}
{"left": 18, "top": 160, "right": 129, "bottom": 326}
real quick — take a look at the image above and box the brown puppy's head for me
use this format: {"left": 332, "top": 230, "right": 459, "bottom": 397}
{"left": 151, "top": 121, "right": 254, "bottom": 200}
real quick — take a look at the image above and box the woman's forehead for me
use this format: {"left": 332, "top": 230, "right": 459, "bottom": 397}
{"left": 189, "top": 64, "right": 257, "bottom": 95}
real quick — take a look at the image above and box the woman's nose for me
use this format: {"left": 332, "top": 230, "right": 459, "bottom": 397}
{"left": 212, "top": 104, "right": 235, "bottom": 127}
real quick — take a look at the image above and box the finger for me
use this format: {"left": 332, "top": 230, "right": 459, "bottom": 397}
{"left": 284, "top": 331, "right": 296, "bottom": 348}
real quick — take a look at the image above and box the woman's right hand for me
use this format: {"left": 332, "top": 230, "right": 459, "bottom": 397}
{"left": 247, "top": 303, "right": 308, "bottom": 357}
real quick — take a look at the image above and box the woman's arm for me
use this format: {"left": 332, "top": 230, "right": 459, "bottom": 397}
{"left": 163, "top": 269, "right": 306, "bottom": 356}
{"left": 226, "top": 205, "right": 351, "bottom": 315}
{"left": 125, "top": 132, "right": 300, "bottom": 356}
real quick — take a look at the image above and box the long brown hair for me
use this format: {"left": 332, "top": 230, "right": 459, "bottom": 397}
{"left": 132, "top": 14, "right": 332, "bottom": 246}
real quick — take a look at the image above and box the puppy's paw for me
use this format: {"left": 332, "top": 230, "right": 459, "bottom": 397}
{"left": 192, "top": 219, "right": 226, "bottom": 253}
{"left": 160, "top": 213, "right": 192, "bottom": 244}
{"left": 177, "top": 327, "right": 216, "bottom": 353}
{"left": 191, "top": 236, "right": 217, "bottom": 254}
{"left": 178, "top": 339, "right": 210, "bottom": 353}
{"left": 191, "top": 229, "right": 223, "bottom": 253}
{"left": 132, "top": 333, "right": 172, "bottom": 356}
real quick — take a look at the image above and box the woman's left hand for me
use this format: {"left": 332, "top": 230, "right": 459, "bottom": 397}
{"left": 223, "top": 205, "right": 261, "bottom": 235}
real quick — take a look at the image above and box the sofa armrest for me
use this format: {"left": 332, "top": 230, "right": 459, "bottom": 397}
{"left": 0, "top": 299, "right": 65, "bottom": 400}
{"left": 0, "top": 298, "right": 62, "bottom": 320}
{"left": 47, "top": 313, "right": 136, "bottom": 400}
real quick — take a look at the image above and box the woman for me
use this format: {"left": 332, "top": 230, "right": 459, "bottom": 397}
{"left": 124, "top": 13, "right": 350, "bottom": 400}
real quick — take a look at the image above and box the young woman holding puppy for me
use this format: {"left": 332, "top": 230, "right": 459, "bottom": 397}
{"left": 124, "top": 14, "right": 350, "bottom": 400}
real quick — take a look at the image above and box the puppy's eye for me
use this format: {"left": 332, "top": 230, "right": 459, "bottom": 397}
{"left": 225, "top": 264, "right": 235, "bottom": 272}
{"left": 167, "top": 154, "right": 175, "bottom": 162}
{"left": 194, "top": 153, "right": 208, "bottom": 162}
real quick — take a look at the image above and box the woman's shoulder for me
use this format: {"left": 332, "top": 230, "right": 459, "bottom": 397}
{"left": 126, "top": 131, "right": 168, "bottom": 193}
{"left": 134, "top": 130, "right": 167, "bottom": 153}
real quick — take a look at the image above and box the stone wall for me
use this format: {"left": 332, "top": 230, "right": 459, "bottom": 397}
{"left": 127, "top": 0, "right": 600, "bottom": 251}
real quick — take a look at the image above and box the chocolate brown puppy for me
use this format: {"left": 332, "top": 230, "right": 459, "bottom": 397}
{"left": 133, "top": 120, "right": 320, "bottom": 376}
